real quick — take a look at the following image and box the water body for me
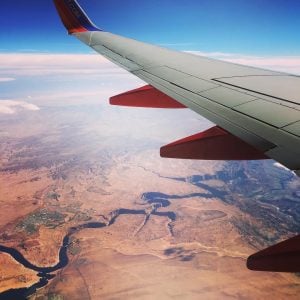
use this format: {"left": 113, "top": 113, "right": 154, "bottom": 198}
{"left": 142, "top": 192, "right": 213, "bottom": 207}
{"left": 0, "top": 222, "right": 106, "bottom": 300}
{"left": 0, "top": 193, "right": 182, "bottom": 299}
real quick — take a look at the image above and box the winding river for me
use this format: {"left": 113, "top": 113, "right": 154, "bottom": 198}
{"left": 0, "top": 192, "right": 185, "bottom": 299}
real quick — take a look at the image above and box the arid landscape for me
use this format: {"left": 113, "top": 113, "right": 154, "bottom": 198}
{"left": 0, "top": 92, "right": 299, "bottom": 300}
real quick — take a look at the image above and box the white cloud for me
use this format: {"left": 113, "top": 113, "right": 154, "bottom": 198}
{"left": 0, "top": 100, "right": 40, "bottom": 115}
{"left": 0, "top": 54, "right": 124, "bottom": 77}
{"left": 186, "top": 51, "right": 300, "bottom": 75}
{"left": 0, "top": 77, "right": 15, "bottom": 82}
{"left": 1, "top": 52, "right": 300, "bottom": 79}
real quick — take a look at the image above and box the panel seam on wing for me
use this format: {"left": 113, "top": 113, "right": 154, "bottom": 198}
{"left": 212, "top": 78, "right": 300, "bottom": 106}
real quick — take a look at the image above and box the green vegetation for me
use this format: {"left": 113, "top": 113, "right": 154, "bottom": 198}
{"left": 73, "top": 211, "right": 92, "bottom": 222}
{"left": 68, "top": 237, "right": 81, "bottom": 256}
{"left": 231, "top": 216, "right": 279, "bottom": 248}
{"left": 48, "top": 294, "right": 64, "bottom": 300}
{"left": 24, "top": 223, "right": 37, "bottom": 234}
{"left": 47, "top": 192, "right": 61, "bottom": 201}
{"left": 17, "top": 209, "right": 65, "bottom": 234}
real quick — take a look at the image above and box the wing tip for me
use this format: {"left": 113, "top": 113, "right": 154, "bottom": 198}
{"left": 53, "top": 0, "right": 101, "bottom": 34}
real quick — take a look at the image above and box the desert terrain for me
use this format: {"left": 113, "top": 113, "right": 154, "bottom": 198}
{"left": 0, "top": 94, "right": 299, "bottom": 300}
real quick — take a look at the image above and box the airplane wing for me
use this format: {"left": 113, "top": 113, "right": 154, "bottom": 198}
{"left": 53, "top": 0, "right": 300, "bottom": 272}
{"left": 53, "top": 0, "right": 300, "bottom": 177}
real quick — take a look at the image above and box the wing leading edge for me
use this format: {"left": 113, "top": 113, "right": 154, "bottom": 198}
{"left": 53, "top": 0, "right": 300, "bottom": 272}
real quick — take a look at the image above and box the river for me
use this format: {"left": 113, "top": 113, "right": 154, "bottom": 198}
{"left": 0, "top": 192, "right": 181, "bottom": 299}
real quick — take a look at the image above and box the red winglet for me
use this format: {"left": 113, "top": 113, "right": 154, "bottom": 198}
{"left": 110, "top": 85, "right": 186, "bottom": 108}
{"left": 247, "top": 234, "right": 300, "bottom": 272}
{"left": 160, "top": 126, "right": 267, "bottom": 160}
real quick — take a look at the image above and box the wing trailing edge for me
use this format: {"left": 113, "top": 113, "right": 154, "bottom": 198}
{"left": 110, "top": 87, "right": 267, "bottom": 160}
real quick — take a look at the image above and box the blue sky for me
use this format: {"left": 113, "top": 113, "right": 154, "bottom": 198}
{"left": 1, "top": 0, "right": 300, "bottom": 55}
